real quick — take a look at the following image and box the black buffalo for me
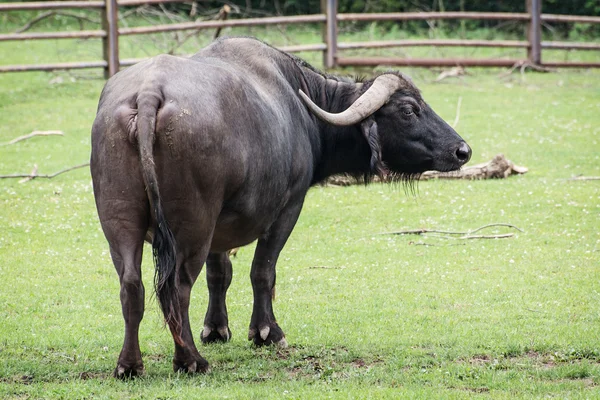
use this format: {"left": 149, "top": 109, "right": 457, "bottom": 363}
{"left": 90, "top": 37, "right": 471, "bottom": 377}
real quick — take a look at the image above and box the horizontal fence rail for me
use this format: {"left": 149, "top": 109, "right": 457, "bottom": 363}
{"left": 0, "top": 30, "right": 106, "bottom": 41}
{"left": 338, "top": 12, "right": 600, "bottom": 23}
{"left": 0, "top": 61, "right": 108, "bottom": 73}
{"left": 0, "top": 0, "right": 599, "bottom": 76}
{"left": 0, "top": 1, "right": 104, "bottom": 11}
{"left": 338, "top": 39, "right": 530, "bottom": 49}
{"left": 117, "top": 43, "right": 329, "bottom": 67}
{"left": 338, "top": 12, "right": 532, "bottom": 21}
{"left": 118, "top": 14, "right": 327, "bottom": 36}
{"left": 337, "top": 58, "right": 525, "bottom": 67}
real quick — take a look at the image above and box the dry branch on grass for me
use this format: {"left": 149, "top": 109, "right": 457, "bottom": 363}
{"left": 1, "top": 130, "right": 64, "bottom": 146}
{"left": 411, "top": 242, "right": 466, "bottom": 246}
{"left": 420, "top": 153, "right": 528, "bottom": 180}
{"left": 326, "top": 154, "right": 527, "bottom": 186}
{"left": 435, "top": 66, "right": 466, "bottom": 82}
{"left": 0, "top": 163, "right": 89, "bottom": 182}
{"left": 381, "top": 223, "right": 524, "bottom": 236}
{"left": 380, "top": 223, "right": 523, "bottom": 240}
{"left": 568, "top": 176, "right": 600, "bottom": 181}
{"left": 500, "top": 61, "right": 556, "bottom": 80}
{"left": 18, "top": 164, "right": 38, "bottom": 184}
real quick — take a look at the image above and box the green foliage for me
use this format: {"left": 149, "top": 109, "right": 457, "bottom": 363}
{"left": 265, "top": 0, "right": 599, "bottom": 16}
{"left": 0, "top": 27, "right": 600, "bottom": 399}
{"left": 2, "top": 0, "right": 599, "bottom": 38}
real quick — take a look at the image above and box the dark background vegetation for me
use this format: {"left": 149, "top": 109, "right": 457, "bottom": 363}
{"left": 161, "top": 0, "right": 600, "bottom": 37}
{"left": 1, "top": 0, "right": 599, "bottom": 38}
{"left": 249, "top": 0, "right": 600, "bottom": 16}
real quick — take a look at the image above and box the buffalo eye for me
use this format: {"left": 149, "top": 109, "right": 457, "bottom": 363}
{"left": 401, "top": 105, "right": 415, "bottom": 117}
{"left": 399, "top": 99, "right": 421, "bottom": 118}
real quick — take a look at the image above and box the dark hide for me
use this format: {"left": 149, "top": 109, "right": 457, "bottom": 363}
{"left": 90, "top": 36, "right": 471, "bottom": 378}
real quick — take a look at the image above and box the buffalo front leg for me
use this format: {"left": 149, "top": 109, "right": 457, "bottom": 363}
{"left": 248, "top": 200, "right": 304, "bottom": 347}
{"left": 111, "top": 244, "right": 145, "bottom": 378}
{"left": 201, "top": 252, "right": 233, "bottom": 344}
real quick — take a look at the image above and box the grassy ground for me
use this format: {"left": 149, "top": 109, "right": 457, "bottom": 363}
{"left": 1, "top": 22, "right": 599, "bottom": 399}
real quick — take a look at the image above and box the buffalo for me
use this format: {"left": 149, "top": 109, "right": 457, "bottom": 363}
{"left": 90, "top": 36, "right": 471, "bottom": 378}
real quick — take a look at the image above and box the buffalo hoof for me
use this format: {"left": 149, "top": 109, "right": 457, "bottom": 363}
{"left": 114, "top": 363, "right": 144, "bottom": 379}
{"left": 173, "top": 357, "right": 210, "bottom": 374}
{"left": 248, "top": 324, "right": 288, "bottom": 347}
{"left": 201, "top": 325, "right": 232, "bottom": 344}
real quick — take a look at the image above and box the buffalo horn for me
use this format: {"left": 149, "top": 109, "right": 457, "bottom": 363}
{"left": 298, "top": 74, "right": 403, "bottom": 126}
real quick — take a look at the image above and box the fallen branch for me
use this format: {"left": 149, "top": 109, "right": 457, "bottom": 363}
{"left": 0, "top": 162, "right": 89, "bottom": 181}
{"left": 2, "top": 130, "right": 64, "bottom": 146}
{"left": 326, "top": 154, "right": 527, "bottom": 186}
{"left": 518, "top": 61, "right": 554, "bottom": 73}
{"left": 420, "top": 154, "right": 528, "bottom": 180}
{"left": 469, "top": 223, "right": 524, "bottom": 234}
{"left": 380, "top": 223, "right": 523, "bottom": 238}
{"left": 499, "top": 60, "right": 555, "bottom": 80}
{"left": 568, "top": 176, "right": 600, "bottom": 181}
{"left": 459, "top": 233, "right": 514, "bottom": 239}
{"left": 18, "top": 164, "right": 38, "bottom": 184}
{"left": 435, "top": 66, "right": 466, "bottom": 82}
{"left": 410, "top": 241, "right": 466, "bottom": 246}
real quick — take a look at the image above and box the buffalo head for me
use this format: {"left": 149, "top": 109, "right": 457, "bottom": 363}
{"left": 299, "top": 72, "right": 471, "bottom": 176}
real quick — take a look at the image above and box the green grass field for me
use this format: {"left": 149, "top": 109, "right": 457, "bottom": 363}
{"left": 1, "top": 22, "right": 599, "bottom": 399}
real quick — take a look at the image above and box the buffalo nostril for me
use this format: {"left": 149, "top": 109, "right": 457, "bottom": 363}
{"left": 455, "top": 142, "right": 472, "bottom": 163}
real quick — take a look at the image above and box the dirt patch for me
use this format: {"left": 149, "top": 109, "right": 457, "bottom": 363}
{"left": 463, "top": 387, "right": 490, "bottom": 393}
{"left": 0, "top": 375, "right": 34, "bottom": 385}
{"left": 468, "top": 354, "right": 492, "bottom": 365}
{"left": 285, "top": 353, "right": 383, "bottom": 380}
{"left": 352, "top": 357, "right": 383, "bottom": 369}
{"left": 511, "top": 351, "right": 557, "bottom": 369}
{"left": 352, "top": 358, "right": 368, "bottom": 368}
{"left": 464, "top": 351, "right": 600, "bottom": 372}
{"left": 78, "top": 371, "right": 108, "bottom": 380}
{"left": 580, "top": 378, "right": 597, "bottom": 387}
{"left": 521, "top": 350, "right": 542, "bottom": 361}
{"left": 145, "top": 353, "right": 168, "bottom": 362}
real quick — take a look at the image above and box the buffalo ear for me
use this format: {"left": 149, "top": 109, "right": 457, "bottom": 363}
{"left": 360, "top": 117, "right": 388, "bottom": 180}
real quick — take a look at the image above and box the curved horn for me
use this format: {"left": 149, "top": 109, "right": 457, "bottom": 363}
{"left": 299, "top": 74, "right": 404, "bottom": 126}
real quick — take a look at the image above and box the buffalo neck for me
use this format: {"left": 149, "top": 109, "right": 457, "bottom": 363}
{"left": 303, "top": 72, "right": 372, "bottom": 184}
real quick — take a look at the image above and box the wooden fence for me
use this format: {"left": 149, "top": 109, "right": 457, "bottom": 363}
{"left": 1, "top": 0, "right": 599, "bottom": 77}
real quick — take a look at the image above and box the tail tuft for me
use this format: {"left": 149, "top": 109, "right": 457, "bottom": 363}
{"left": 152, "top": 203, "right": 182, "bottom": 344}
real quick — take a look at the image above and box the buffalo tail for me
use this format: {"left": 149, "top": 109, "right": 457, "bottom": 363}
{"left": 136, "top": 92, "right": 184, "bottom": 346}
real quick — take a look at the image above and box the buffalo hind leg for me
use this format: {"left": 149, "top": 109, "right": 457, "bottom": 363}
{"left": 111, "top": 244, "right": 145, "bottom": 379}
{"left": 248, "top": 200, "right": 304, "bottom": 347}
{"left": 172, "top": 252, "right": 210, "bottom": 373}
{"left": 201, "top": 252, "right": 233, "bottom": 344}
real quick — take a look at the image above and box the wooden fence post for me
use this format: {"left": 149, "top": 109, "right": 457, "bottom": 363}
{"left": 101, "top": 0, "right": 119, "bottom": 78}
{"left": 322, "top": 0, "right": 337, "bottom": 69}
{"left": 527, "top": 0, "right": 541, "bottom": 65}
